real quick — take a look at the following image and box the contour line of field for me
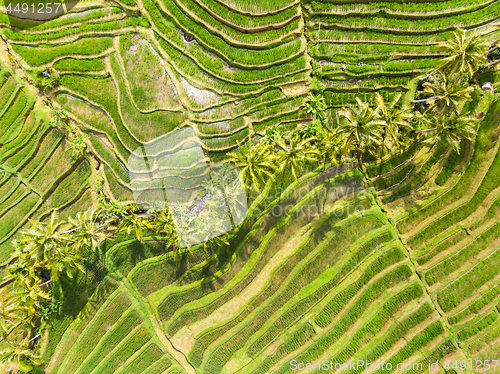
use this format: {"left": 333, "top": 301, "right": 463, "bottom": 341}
{"left": 45, "top": 276, "right": 122, "bottom": 373}
{"left": 174, "top": 0, "right": 300, "bottom": 34}
{"left": 201, "top": 0, "right": 298, "bottom": 17}
{"left": 112, "top": 339, "right": 157, "bottom": 374}
{"left": 54, "top": 289, "right": 129, "bottom": 373}
{"left": 259, "top": 261, "right": 419, "bottom": 373}
{"left": 236, "top": 226, "right": 396, "bottom": 360}
{"left": 397, "top": 98, "right": 500, "bottom": 239}
{"left": 295, "top": 276, "right": 423, "bottom": 371}
{"left": 148, "top": 11, "right": 307, "bottom": 71}
{"left": 149, "top": 26, "right": 309, "bottom": 89}
{"left": 5, "top": 12, "right": 126, "bottom": 39}
{"left": 312, "top": 16, "right": 500, "bottom": 35}
{"left": 83, "top": 322, "right": 147, "bottom": 374}
{"left": 468, "top": 321, "right": 500, "bottom": 356}
{"left": 170, "top": 200, "right": 335, "bottom": 353}
{"left": 450, "top": 290, "right": 500, "bottom": 327}
{"left": 338, "top": 317, "right": 443, "bottom": 374}
{"left": 373, "top": 145, "right": 432, "bottom": 195}
{"left": 56, "top": 84, "right": 136, "bottom": 161}
{"left": 453, "top": 308, "right": 499, "bottom": 340}
{"left": 310, "top": 0, "right": 496, "bottom": 18}
{"left": 146, "top": 165, "right": 345, "bottom": 306}
{"left": 434, "top": 253, "right": 500, "bottom": 314}
{"left": 114, "top": 36, "right": 184, "bottom": 113}
{"left": 422, "top": 200, "right": 500, "bottom": 283}
{"left": 249, "top": 286, "right": 422, "bottom": 373}
{"left": 212, "top": 208, "right": 384, "bottom": 372}
{"left": 167, "top": 173, "right": 365, "bottom": 351}
{"left": 154, "top": 0, "right": 302, "bottom": 47}
{"left": 406, "top": 150, "right": 500, "bottom": 249}
{"left": 119, "top": 275, "right": 197, "bottom": 374}
{"left": 415, "top": 218, "right": 495, "bottom": 274}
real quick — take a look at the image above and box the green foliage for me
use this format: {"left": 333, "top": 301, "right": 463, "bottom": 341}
{"left": 457, "top": 311, "right": 498, "bottom": 341}
{"left": 76, "top": 310, "right": 142, "bottom": 374}
{"left": 435, "top": 140, "right": 466, "bottom": 186}
{"left": 449, "top": 284, "right": 500, "bottom": 325}
{"left": 96, "top": 327, "right": 150, "bottom": 374}
{"left": 11, "top": 38, "right": 113, "bottom": 66}
{"left": 52, "top": 58, "right": 105, "bottom": 72}
{"left": 437, "top": 247, "right": 500, "bottom": 312}
{"left": 120, "top": 343, "right": 164, "bottom": 373}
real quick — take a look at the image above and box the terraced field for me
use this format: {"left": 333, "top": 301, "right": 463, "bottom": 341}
{"left": 1, "top": 0, "right": 500, "bottom": 373}
{"left": 0, "top": 60, "right": 92, "bottom": 262}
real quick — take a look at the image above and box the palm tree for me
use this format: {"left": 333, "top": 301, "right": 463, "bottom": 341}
{"left": 15, "top": 211, "right": 71, "bottom": 270}
{"left": 66, "top": 127, "right": 88, "bottom": 158}
{"left": 416, "top": 111, "right": 478, "bottom": 153}
{"left": 304, "top": 94, "right": 326, "bottom": 122}
{"left": 317, "top": 128, "right": 343, "bottom": 167}
{"left": 118, "top": 214, "right": 147, "bottom": 242}
{"left": 262, "top": 123, "right": 291, "bottom": 145}
{"left": 0, "top": 337, "right": 43, "bottom": 373}
{"left": 227, "top": 141, "right": 278, "bottom": 192}
{"left": 336, "top": 97, "right": 386, "bottom": 166}
{"left": 412, "top": 72, "right": 475, "bottom": 116}
{"left": 0, "top": 288, "right": 28, "bottom": 338}
{"left": 214, "top": 175, "right": 247, "bottom": 226}
{"left": 376, "top": 92, "right": 414, "bottom": 151}
{"left": 145, "top": 209, "right": 181, "bottom": 254}
{"left": 17, "top": 277, "right": 51, "bottom": 317}
{"left": 297, "top": 119, "right": 321, "bottom": 139}
{"left": 274, "top": 134, "right": 320, "bottom": 181}
{"left": 435, "top": 28, "right": 489, "bottom": 77}
{"left": 68, "top": 208, "right": 115, "bottom": 252}
{"left": 46, "top": 246, "right": 86, "bottom": 282}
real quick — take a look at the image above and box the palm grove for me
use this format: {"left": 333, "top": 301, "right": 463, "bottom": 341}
{"left": 0, "top": 27, "right": 499, "bottom": 372}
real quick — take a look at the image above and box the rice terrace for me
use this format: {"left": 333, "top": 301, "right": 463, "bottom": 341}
{"left": 0, "top": 0, "right": 500, "bottom": 372}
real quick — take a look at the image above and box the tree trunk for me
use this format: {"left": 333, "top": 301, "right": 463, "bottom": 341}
{"left": 419, "top": 70, "right": 436, "bottom": 81}
{"left": 411, "top": 96, "right": 437, "bottom": 103}
{"left": 485, "top": 58, "right": 500, "bottom": 68}
{"left": 415, "top": 128, "right": 438, "bottom": 133}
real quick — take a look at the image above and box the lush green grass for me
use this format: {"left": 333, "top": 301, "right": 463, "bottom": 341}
{"left": 11, "top": 38, "right": 113, "bottom": 66}
{"left": 457, "top": 310, "right": 498, "bottom": 342}
{"left": 425, "top": 219, "right": 500, "bottom": 286}
{"left": 131, "top": 250, "right": 210, "bottom": 297}
{"left": 42, "top": 264, "right": 113, "bottom": 373}
{"left": 52, "top": 58, "right": 106, "bottom": 72}
{"left": 75, "top": 310, "right": 143, "bottom": 374}
{"left": 160, "top": 172, "right": 367, "bottom": 334}
{"left": 106, "top": 238, "right": 167, "bottom": 276}
{"left": 437, "top": 246, "right": 500, "bottom": 312}
{"left": 120, "top": 342, "right": 165, "bottom": 373}
{"left": 410, "top": 138, "right": 500, "bottom": 247}
{"left": 93, "top": 327, "right": 151, "bottom": 374}
{"left": 190, "top": 214, "right": 385, "bottom": 369}
{"left": 398, "top": 98, "right": 500, "bottom": 235}
{"left": 449, "top": 283, "right": 500, "bottom": 325}
{"left": 60, "top": 292, "right": 131, "bottom": 374}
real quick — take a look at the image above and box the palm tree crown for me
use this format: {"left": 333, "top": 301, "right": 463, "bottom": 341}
{"left": 336, "top": 97, "right": 386, "bottom": 162}
{"left": 227, "top": 141, "right": 278, "bottom": 191}
{"left": 416, "top": 110, "right": 478, "bottom": 153}
{"left": 420, "top": 72, "right": 475, "bottom": 116}
{"left": 376, "top": 92, "right": 414, "bottom": 151}
{"left": 436, "top": 28, "right": 489, "bottom": 76}
{"left": 274, "top": 134, "right": 320, "bottom": 181}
